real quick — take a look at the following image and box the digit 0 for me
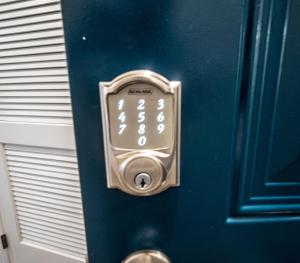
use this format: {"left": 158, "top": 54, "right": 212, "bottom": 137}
{"left": 138, "top": 136, "right": 147, "bottom": 146}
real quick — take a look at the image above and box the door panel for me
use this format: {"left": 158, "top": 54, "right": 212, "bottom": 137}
{"left": 235, "top": 0, "right": 300, "bottom": 214}
{"left": 62, "top": 0, "right": 300, "bottom": 262}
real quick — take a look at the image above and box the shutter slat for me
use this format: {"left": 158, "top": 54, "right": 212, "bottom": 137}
{"left": 8, "top": 160, "right": 78, "bottom": 174}
{"left": 0, "top": 110, "right": 71, "bottom": 117}
{"left": 0, "top": 104, "right": 69, "bottom": 111}
{"left": 11, "top": 172, "right": 80, "bottom": 187}
{"left": 0, "top": 21, "right": 62, "bottom": 36}
{"left": 0, "top": 45, "right": 65, "bottom": 58}
{"left": 14, "top": 193, "right": 83, "bottom": 210}
{"left": 0, "top": 38, "right": 64, "bottom": 51}
{"left": 21, "top": 226, "right": 85, "bottom": 245}
{"left": 0, "top": 0, "right": 26, "bottom": 5}
{"left": 23, "top": 236, "right": 86, "bottom": 258}
{"left": 0, "top": 83, "right": 68, "bottom": 90}
{"left": 0, "top": 110, "right": 72, "bottom": 117}
{"left": 11, "top": 182, "right": 82, "bottom": 198}
{"left": 0, "top": 69, "right": 67, "bottom": 77}
{"left": 0, "top": 76, "right": 68, "bottom": 83}
{"left": 9, "top": 166, "right": 79, "bottom": 179}
{"left": 11, "top": 177, "right": 80, "bottom": 193}
{"left": 7, "top": 155, "right": 77, "bottom": 168}
{"left": 0, "top": 0, "right": 59, "bottom": 13}
{"left": 0, "top": 90, "right": 70, "bottom": 96}
{"left": 17, "top": 207, "right": 84, "bottom": 225}
{"left": 0, "top": 53, "right": 65, "bottom": 64}
{"left": 20, "top": 223, "right": 85, "bottom": 242}
{"left": 0, "top": 104, "right": 71, "bottom": 110}
{"left": 0, "top": 12, "right": 61, "bottom": 29}
{"left": 0, "top": 61, "right": 67, "bottom": 70}
{"left": 5, "top": 148, "right": 77, "bottom": 161}
{"left": 0, "top": 29, "right": 63, "bottom": 44}
{"left": 0, "top": 116, "right": 73, "bottom": 124}
{"left": 0, "top": 97, "right": 70, "bottom": 103}
{"left": 12, "top": 187, "right": 82, "bottom": 203}
{"left": 15, "top": 201, "right": 83, "bottom": 218}
{"left": 21, "top": 230, "right": 86, "bottom": 250}
{"left": 0, "top": 3, "right": 60, "bottom": 21}
{"left": 17, "top": 211, "right": 84, "bottom": 230}
{"left": 19, "top": 216, "right": 85, "bottom": 235}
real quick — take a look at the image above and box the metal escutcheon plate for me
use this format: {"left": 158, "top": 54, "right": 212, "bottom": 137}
{"left": 122, "top": 250, "right": 171, "bottom": 263}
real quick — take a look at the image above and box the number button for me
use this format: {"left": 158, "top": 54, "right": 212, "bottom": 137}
{"left": 117, "top": 99, "right": 126, "bottom": 135}
{"left": 157, "top": 99, "right": 165, "bottom": 110}
{"left": 118, "top": 112, "right": 126, "bottom": 123}
{"left": 137, "top": 99, "right": 147, "bottom": 146}
{"left": 118, "top": 99, "right": 124, "bottom": 110}
{"left": 138, "top": 136, "right": 147, "bottom": 146}
{"left": 157, "top": 123, "right": 165, "bottom": 134}
{"left": 157, "top": 112, "right": 165, "bottom": 122}
{"left": 118, "top": 124, "right": 127, "bottom": 135}
{"left": 138, "top": 112, "right": 145, "bottom": 123}
{"left": 137, "top": 99, "right": 145, "bottom": 110}
{"left": 156, "top": 98, "right": 166, "bottom": 135}
{"left": 138, "top": 124, "right": 146, "bottom": 135}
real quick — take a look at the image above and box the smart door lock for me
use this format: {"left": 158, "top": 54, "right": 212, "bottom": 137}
{"left": 99, "top": 70, "right": 181, "bottom": 196}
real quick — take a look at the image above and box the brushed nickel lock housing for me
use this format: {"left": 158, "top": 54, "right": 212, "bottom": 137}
{"left": 99, "top": 70, "right": 181, "bottom": 196}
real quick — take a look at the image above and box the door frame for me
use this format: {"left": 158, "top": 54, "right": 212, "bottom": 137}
{"left": 0, "top": 210, "right": 10, "bottom": 263}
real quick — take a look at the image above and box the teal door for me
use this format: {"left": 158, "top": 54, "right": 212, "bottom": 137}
{"left": 62, "top": 0, "right": 300, "bottom": 262}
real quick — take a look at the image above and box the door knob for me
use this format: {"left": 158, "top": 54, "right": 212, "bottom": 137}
{"left": 122, "top": 250, "right": 171, "bottom": 263}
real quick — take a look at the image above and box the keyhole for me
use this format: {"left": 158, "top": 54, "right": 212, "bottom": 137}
{"left": 140, "top": 178, "right": 146, "bottom": 188}
{"left": 134, "top": 173, "right": 151, "bottom": 190}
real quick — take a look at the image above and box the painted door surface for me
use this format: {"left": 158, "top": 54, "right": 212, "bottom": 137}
{"left": 62, "top": 0, "right": 300, "bottom": 262}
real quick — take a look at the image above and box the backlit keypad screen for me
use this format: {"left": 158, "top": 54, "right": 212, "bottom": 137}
{"left": 108, "top": 83, "right": 174, "bottom": 149}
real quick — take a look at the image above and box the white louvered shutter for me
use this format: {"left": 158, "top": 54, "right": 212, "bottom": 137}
{"left": 0, "top": 1, "right": 87, "bottom": 263}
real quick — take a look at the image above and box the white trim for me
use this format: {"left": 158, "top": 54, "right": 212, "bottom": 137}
{"left": 0, "top": 122, "right": 76, "bottom": 150}
{"left": 0, "top": 213, "right": 10, "bottom": 263}
{"left": 0, "top": 143, "right": 17, "bottom": 263}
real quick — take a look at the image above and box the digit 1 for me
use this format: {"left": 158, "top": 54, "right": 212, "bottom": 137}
{"left": 118, "top": 99, "right": 124, "bottom": 110}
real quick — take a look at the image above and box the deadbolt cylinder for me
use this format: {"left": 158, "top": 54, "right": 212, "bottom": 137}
{"left": 122, "top": 156, "right": 163, "bottom": 195}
